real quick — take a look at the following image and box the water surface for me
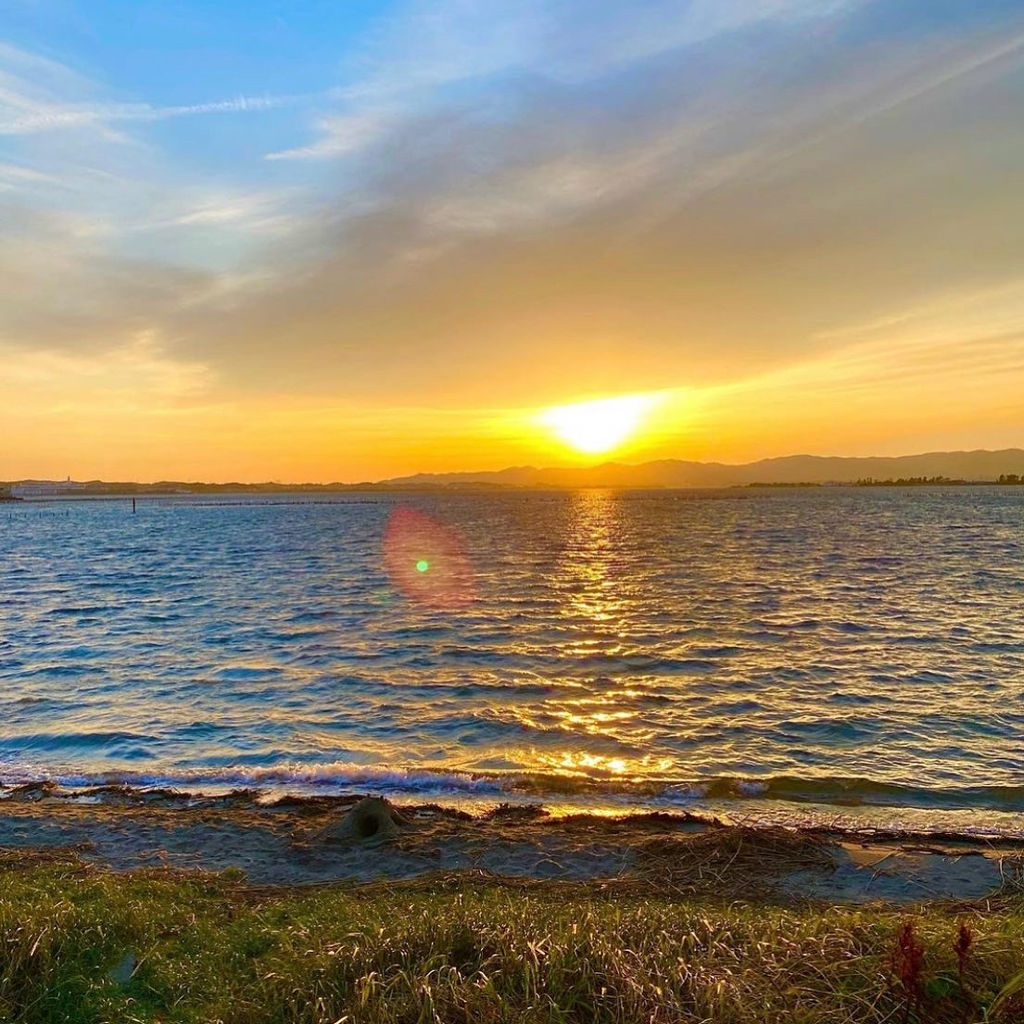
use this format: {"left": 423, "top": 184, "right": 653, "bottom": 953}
{"left": 1, "top": 488, "right": 1022, "bottom": 832}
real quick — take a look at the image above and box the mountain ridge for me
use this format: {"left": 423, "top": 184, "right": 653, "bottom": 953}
{"left": 6, "top": 449, "right": 1024, "bottom": 493}
{"left": 381, "top": 448, "right": 1024, "bottom": 489}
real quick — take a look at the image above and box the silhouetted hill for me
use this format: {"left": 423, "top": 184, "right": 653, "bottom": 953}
{"left": 381, "top": 449, "right": 1024, "bottom": 489}
{"left": 5, "top": 449, "right": 1024, "bottom": 494}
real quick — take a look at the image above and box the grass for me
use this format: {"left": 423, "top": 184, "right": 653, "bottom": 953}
{"left": 2, "top": 853, "right": 1024, "bottom": 1023}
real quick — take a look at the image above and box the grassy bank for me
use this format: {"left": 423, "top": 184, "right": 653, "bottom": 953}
{"left": 2, "top": 855, "right": 1024, "bottom": 1024}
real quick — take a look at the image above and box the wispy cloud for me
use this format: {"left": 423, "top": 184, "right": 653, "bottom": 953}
{"left": 265, "top": 109, "right": 396, "bottom": 160}
{"left": 0, "top": 91, "right": 309, "bottom": 136}
{"left": 271, "top": 0, "right": 860, "bottom": 162}
{"left": 3, "top": 0, "right": 1024, "bottom": 472}
{"left": 0, "top": 159, "right": 62, "bottom": 188}
{"left": 168, "top": 0, "right": 1024, "bottom": 412}
{"left": 341, "top": 0, "right": 857, "bottom": 100}
{"left": 4, "top": 330, "right": 213, "bottom": 407}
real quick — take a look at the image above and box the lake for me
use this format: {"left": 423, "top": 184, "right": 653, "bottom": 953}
{"left": 1, "top": 488, "right": 1022, "bottom": 833}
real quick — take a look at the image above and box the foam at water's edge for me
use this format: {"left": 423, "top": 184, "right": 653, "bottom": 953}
{"left": 3, "top": 764, "right": 1024, "bottom": 819}
{"left": 5, "top": 491, "right": 1023, "bottom": 838}
{"left": 0, "top": 764, "right": 506, "bottom": 797}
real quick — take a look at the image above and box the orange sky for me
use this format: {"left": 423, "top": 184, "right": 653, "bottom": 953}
{"left": 3, "top": 321, "right": 1023, "bottom": 481}
{"left": 2, "top": 2, "right": 1024, "bottom": 481}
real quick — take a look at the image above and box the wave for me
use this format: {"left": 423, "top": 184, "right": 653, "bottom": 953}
{"left": 664, "top": 775, "right": 1024, "bottom": 812}
{"left": 3, "top": 763, "right": 1024, "bottom": 816}
{"left": 0, "top": 762, "right": 506, "bottom": 797}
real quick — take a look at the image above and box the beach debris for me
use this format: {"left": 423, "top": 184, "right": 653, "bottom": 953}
{"left": 635, "top": 825, "right": 834, "bottom": 897}
{"left": 317, "top": 796, "right": 413, "bottom": 846}
{"left": 266, "top": 793, "right": 363, "bottom": 813}
{"left": 483, "top": 802, "right": 550, "bottom": 823}
{"left": 108, "top": 951, "right": 138, "bottom": 987}
{"left": 408, "top": 802, "right": 473, "bottom": 822}
{"left": 4, "top": 781, "right": 58, "bottom": 803}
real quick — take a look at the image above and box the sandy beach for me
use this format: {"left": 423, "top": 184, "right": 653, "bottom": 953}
{"left": 5, "top": 786, "right": 1024, "bottom": 1022}
{"left": 2, "top": 784, "right": 1020, "bottom": 904}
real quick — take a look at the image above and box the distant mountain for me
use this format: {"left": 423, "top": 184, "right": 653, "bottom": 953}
{"left": 5, "top": 449, "right": 1024, "bottom": 494}
{"left": 380, "top": 449, "right": 1024, "bottom": 489}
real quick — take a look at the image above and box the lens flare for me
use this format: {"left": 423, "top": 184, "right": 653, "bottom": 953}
{"left": 383, "top": 507, "right": 474, "bottom": 608}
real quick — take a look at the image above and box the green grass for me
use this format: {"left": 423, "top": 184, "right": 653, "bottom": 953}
{"left": 2, "top": 856, "right": 1024, "bottom": 1023}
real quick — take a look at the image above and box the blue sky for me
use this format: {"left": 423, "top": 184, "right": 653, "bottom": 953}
{"left": 4, "top": 1, "right": 383, "bottom": 98}
{"left": 2, "top": 1, "right": 1024, "bottom": 479}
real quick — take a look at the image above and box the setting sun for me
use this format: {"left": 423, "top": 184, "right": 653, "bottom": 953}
{"left": 539, "top": 393, "right": 662, "bottom": 455}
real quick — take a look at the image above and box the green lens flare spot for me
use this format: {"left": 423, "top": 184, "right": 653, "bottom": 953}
{"left": 415, "top": 559, "right": 430, "bottom": 573}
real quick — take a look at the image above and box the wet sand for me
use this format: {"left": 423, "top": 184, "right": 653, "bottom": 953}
{"left": 0, "top": 784, "right": 1019, "bottom": 904}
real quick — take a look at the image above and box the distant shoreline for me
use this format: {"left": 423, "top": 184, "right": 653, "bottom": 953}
{"left": 6, "top": 447, "right": 1024, "bottom": 494}
{"left": 5, "top": 479, "right": 1024, "bottom": 499}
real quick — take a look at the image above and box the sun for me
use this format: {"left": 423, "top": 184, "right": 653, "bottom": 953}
{"left": 540, "top": 393, "right": 661, "bottom": 456}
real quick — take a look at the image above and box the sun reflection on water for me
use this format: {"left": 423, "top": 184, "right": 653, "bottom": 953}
{"left": 508, "top": 489, "right": 670, "bottom": 783}
{"left": 539, "top": 750, "right": 677, "bottom": 779}
{"left": 4, "top": 489, "right": 1024, "bottom": 828}
{"left": 558, "top": 489, "right": 625, "bottom": 626}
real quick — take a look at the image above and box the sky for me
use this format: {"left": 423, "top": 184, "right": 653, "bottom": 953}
{"left": 2, "top": 0, "right": 1024, "bottom": 482}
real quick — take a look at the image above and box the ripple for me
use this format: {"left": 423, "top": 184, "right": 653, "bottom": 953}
{"left": 2, "top": 488, "right": 1024, "bottom": 829}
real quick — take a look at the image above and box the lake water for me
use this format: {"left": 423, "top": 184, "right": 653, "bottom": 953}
{"left": 1, "top": 488, "right": 1022, "bottom": 833}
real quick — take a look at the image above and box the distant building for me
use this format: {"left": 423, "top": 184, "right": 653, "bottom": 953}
{"left": 9, "top": 479, "right": 86, "bottom": 497}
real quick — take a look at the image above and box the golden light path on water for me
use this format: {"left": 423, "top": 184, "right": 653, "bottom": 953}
{"left": 502, "top": 490, "right": 678, "bottom": 784}
{"left": 3, "top": 488, "right": 1023, "bottom": 834}
{"left": 384, "top": 491, "right": 677, "bottom": 784}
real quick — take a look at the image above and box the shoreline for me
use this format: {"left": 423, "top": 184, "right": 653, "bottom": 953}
{"left": 7, "top": 480, "right": 1024, "bottom": 502}
{"left": 4, "top": 776, "right": 1024, "bottom": 840}
{"left": 2, "top": 784, "right": 1021, "bottom": 905}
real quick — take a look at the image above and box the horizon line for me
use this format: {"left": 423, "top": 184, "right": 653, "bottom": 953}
{"left": 4, "top": 445, "right": 1024, "bottom": 489}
